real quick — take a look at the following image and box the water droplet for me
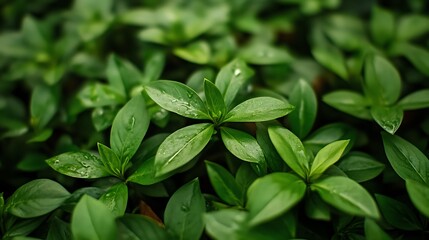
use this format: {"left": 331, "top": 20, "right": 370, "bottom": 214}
{"left": 234, "top": 69, "right": 241, "bottom": 76}
{"left": 84, "top": 155, "right": 89, "bottom": 160}
{"left": 181, "top": 205, "right": 190, "bottom": 212}
{"left": 106, "top": 193, "right": 111, "bottom": 197}
{"left": 187, "top": 91, "right": 194, "bottom": 98}
{"left": 171, "top": 99, "right": 178, "bottom": 103}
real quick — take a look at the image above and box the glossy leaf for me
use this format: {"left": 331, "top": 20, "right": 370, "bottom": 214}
{"left": 204, "top": 79, "right": 226, "bottom": 123}
{"left": 91, "top": 106, "right": 118, "bottom": 131}
{"left": 5, "top": 179, "right": 70, "bottom": 218}
{"left": 46, "top": 151, "right": 110, "bottom": 179}
{"left": 145, "top": 80, "right": 209, "bottom": 119}
{"left": 371, "top": 105, "right": 403, "bottom": 134}
{"left": 398, "top": 89, "right": 429, "bottom": 110}
{"left": 206, "top": 161, "right": 243, "bottom": 206}
{"left": 381, "top": 132, "right": 429, "bottom": 184}
{"left": 268, "top": 126, "right": 309, "bottom": 179}
{"left": 30, "top": 85, "right": 58, "bottom": 129}
{"left": 164, "top": 179, "right": 205, "bottom": 240}
{"left": 71, "top": 195, "right": 117, "bottom": 240}
{"left": 224, "top": 97, "right": 294, "bottom": 123}
{"left": 370, "top": 6, "right": 395, "bottom": 46}
{"left": 117, "top": 214, "right": 170, "bottom": 240}
{"left": 288, "top": 79, "right": 317, "bottom": 138}
{"left": 220, "top": 127, "right": 265, "bottom": 164}
{"left": 364, "top": 54, "right": 401, "bottom": 106}
{"left": 256, "top": 122, "right": 286, "bottom": 172}
{"left": 323, "top": 90, "right": 371, "bottom": 120}
{"left": 128, "top": 157, "right": 172, "bottom": 185}
{"left": 309, "top": 140, "right": 350, "bottom": 179}
{"left": 215, "top": 59, "right": 254, "bottom": 108}
{"left": 247, "top": 172, "right": 306, "bottom": 226}
{"left": 311, "top": 176, "right": 380, "bottom": 219}
{"left": 155, "top": 123, "right": 214, "bottom": 175}
{"left": 110, "top": 94, "right": 149, "bottom": 169}
{"left": 338, "top": 152, "right": 384, "bottom": 182}
{"left": 406, "top": 179, "right": 429, "bottom": 218}
{"left": 97, "top": 143, "right": 121, "bottom": 176}
{"left": 173, "top": 41, "right": 211, "bottom": 64}
{"left": 99, "top": 182, "right": 128, "bottom": 217}
{"left": 364, "top": 218, "right": 392, "bottom": 240}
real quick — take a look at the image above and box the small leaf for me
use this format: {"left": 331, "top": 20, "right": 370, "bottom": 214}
{"left": 370, "top": 6, "right": 395, "bottom": 46}
{"left": 155, "top": 123, "right": 214, "bottom": 175}
{"left": 224, "top": 97, "right": 294, "bottom": 123}
{"left": 97, "top": 143, "right": 121, "bottom": 176}
{"left": 396, "top": 14, "right": 429, "bottom": 41}
{"left": 364, "top": 54, "right": 401, "bottom": 106}
{"left": 78, "top": 83, "right": 126, "bottom": 108}
{"left": 311, "top": 176, "right": 380, "bottom": 219}
{"left": 206, "top": 161, "right": 243, "bottom": 206}
{"left": 127, "top": 157, "right": 173, "bottom": 185}
{"left": 371, "top": 105, "right": 403, "bottom": 134}
{"left": 364, "top": 218, "right": 392, "bottom": 240}
{"left": 91, "top": 107, "right": 118, "bottom": 131}
{"left": 173, "top": 41, "right": 211, "bottom": 64}
{"left": 247, "top": 172, "right": 306, "bottom": 226}
{"left": 239, "top": 42, "right": 293, "bottom": 65}
{"left": 106, "top": 54, "right": 142, "bottom": 96}
{"left": 30, "top": 85, "right": 58, "bottom": 129}
{"left": 47, "top": 217, "right": 72, "bottom": 240}
{"left": 117, "top": 214, "right": 170, "bottom": 240}
{"left": 215, "top": 59, "right": 254, "bottom": 108}
{"left": 5, "top": 179, "right": 70, "bottom": 218}
{"left": 204, "top": 79, "right": 226, "bottom": 123}
{"left": 220, "top": 127, "right": 265, "bottom": 164}
{"left": 391, "top": 43, "right": 429, "bottom": 77}
{"left": 256, "top": 122, "right": 287, "bottom": 172}
{"left": 288, "top": 79, "right": 318, "bottom": 138}
{"left": 111, "top": 94, "right": 149, "bottom": 170}
{"left": 381, "top": 132, "right": 429, "bottom": 184}
{"left": 46, "top": 151, "right": 110, "bottom": 179}
{"left": 268, "top": 126, "right": 309, "bottom": 179}
{"left": 406, "top": 179, "right": 429, "bottom": 218}
{"left": 309, "top": 140, "right": 350, "bottom": 179}
{"left": 323, "top": 90, "right": 371, "bottom": 120}
{"left": 312, "top": 43, "right": 348, "bottom": 79}
{"left": 304, "top": 123, "right": 357, "bottom": 154}
{"left": 71, "top": 195, "right": 117, "bottom": 240}
{"left": 338, "top": 152, "right": 384, "bottom": 182}
{"left": 398, "top": 89, "right": 429, "bottom": 110}
{"left": 164, "top": 179, "right": 205, "bottom": 240}
{"left": 145, "top": 80, "right": 209, "bottom": 119}
{"left": 99, "top": 182, "right": 128, "bottom": 217}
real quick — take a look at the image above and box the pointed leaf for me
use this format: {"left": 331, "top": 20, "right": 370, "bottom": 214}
{"left": 406, "top": 179, "right": 429, "bottom": 218}
{"left": 106, "top": 54, "right": 142, "bottom": 96}
{"left": 204, "top": 79, "right": 226, "bottom": 122}
{"left": 371, "top": 105, "right": 403, "bottom": 134}
{"left": 396, "top": 14, "right": 429, "bottom": 41}
{"left": 370, "top": 6, "right": 395, "bottom": 46}
{"left": 323, "top": 90, "right": 371, "bottom": 120}
{"left": 398, "top": 89, "right": 429, "bottom": 110}
{"left": 97, "top": 143, "right": 121, "bottom": 176}
{"left": 312, "top": 43, "right": 348, "bottom": 79}
{"left": 206, "top": 161, "right": 243, "bottom": 206}
{"left": 338, "top": 152, "right": 385, "bottom": 182}
{"left": 99, "top": 182, "right": 128, "bottom": 217}
{"left": 128, "top": 157, "right": 173, "bottom": 185}
{"left": 173, "top": 41, "right": 211, "bottom": 64}
{"left": 309, "top": 140, "right": 350, "bottom": 179}
{"left": 220, "top": 127, "right": 265, "bottom": 164}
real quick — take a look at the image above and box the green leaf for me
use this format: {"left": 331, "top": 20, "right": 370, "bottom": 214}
{"left": 375, "top": 194, "right": 422, "bottom": 231}
{"left": 312, "top": 43, "right": 348, "bottom": 79}
{"left": 206, "top": 161, "right": 243, "bottom": 206}
{"left": 371, "top": 105, "right": 403, "bottom": 134}
{"left": 398, "top": 89, "right": 429, "bottom": 110}
{"left": 97, "top": 143, "right": 121, "bottom": 176}
{"left": 106, "top": 54, "right": 142, "bottom": 97}
{"left": 173, "top": 41, "right": 211, "bottom": 64}
{"left": 155, "top": 123, "right": 214, "bottom": 175}
{"left": 406, "top": 179, "right": 429, "bottom": 218}
{"left": 215, "top": 59, "right": 254, "bottom": 108}
{"left": 27, "top": 129, "right": 53, "bottom": 143}
{"left": 364, "top": 218, "right": 392, "bottom": 240}
{"left": 127, "top": 157, "right": 172, "bottom": 185}
{"left": 323, "top": 90, "right": 371, "bottom": 120}
{"left": 47, "top": 217, "right": 72, "bottom": 240}
{"left": 78, "top": 83, "right": 126, "bottom": 108}
{"left": 5, "top": 179, "right": 70, "bottom": 218}
{"left": 396, "top": 14, "right": 429, "bottom": 41}
{"left": 224, "top": 97, "right": 294, "bottom": 123}
{"left": 204, "top": 79, "right": 226, "bottom": 123}
{"left": 22, "top": 16, "right": 47, "bottom": 49}
{"left": 370, "top": 6, "right": 395, "bottom": 46}
{"left": 3, "top": 216, "right": 46, "bottom": 239}
{"left": 364, "top": 54, "right": 401, "bottom": 106}
{"left": 164, "top": 179, "right": 205, "bottom": 240}
{"left": 391, "top": 43, "right": 429, "bottom": 77}
{"left": 309, "top": 140, "right": 349, "bottom": 179}
{"left": 220, "top": 127, "right": 265, "bottom": 164}
{"left": 305, "top": 193, "right": 331, "bottom": 221}
{"left": 247, "top": 172, "right": 306, "bottom": 226}
{"left": 381, "top": 132, "right": 429, "bottom": 184}
{"left": 338, "top": 152, "right": 384, "bottom": 182}
{"left": 304, "top": 123, "right": 357, "bottom": 154}
{"left": 138, "top": 28, "right": 168, "bottom": 45}
{"left": 288, "top": 79, "right": 318, "bottom": 138}
{"left": 256, "top": 122, "right": 287, "bottom": 172}
{"left": 204, "top": 209, "right": 247, "bottom": 240}
{"left": 311, "top": 176, "right": 380, "bottom": 219}
{"left": 111, "top": 94, "right": 149, "bottom": 170}
{"left": 71, "top": 195, "right": 117, "bottom": 240}
{"left": 268, "top": 126, "right": 309, "bottom": 179}
{"left": 239, "top": 42, "right": 293, "bottom": 65}
{"left": 117, "top": 214, "right": 170, "bottom": 240}
{"left": 30, "top": 85, "right": 58, "bottom": 129}
{"left": 145, "top": 80, "right": 210, "bottom": 119}
{"left": 46, "top": 151, "right": 110, "bottom": 179}
{"left": 99, "top": 182, "right": 128, "bottom": 217}
{"left": 142, "top": 51, "right": 165, "bottom": 83}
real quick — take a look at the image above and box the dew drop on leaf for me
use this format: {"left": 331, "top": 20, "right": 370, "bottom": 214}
{"left": 234, "top": 69, "right": 241, "bottom": 76}
{"left": 181, "top": 205, "right": 190, "bottom": 212}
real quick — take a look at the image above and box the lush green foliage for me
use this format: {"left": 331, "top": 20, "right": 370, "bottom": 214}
{"left": 1, "top": 0, "right": 429, "bottom": 239}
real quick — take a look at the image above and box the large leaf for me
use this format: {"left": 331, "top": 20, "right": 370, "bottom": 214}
{"left": 71, "top": 195, "right": 117, "bottom": 240}
{"left": 220, "top": 127, "right": 265, "bottom": 164}
{"left": 224, "top": 97, "right": 293, "bottom": 123}
{"left": 215, "top": 59, "right": 254, "bottom": 108}
{"left": 206, "top": 161, "right": 243, "bottom": 206}
{"left": 398, "top": 89, "right": 429, "bottom": 110}
{"left": 311, "top": 176, "right": 380, "bottom": 219}
{"left": 364, "top": 54, "right": 401, "bottom": 106}
{"left": 309, "top": 140, "right": 350, "bottom": 179}
{"left": 164, "top": 179, "right": 205, "bottom": 240}
{"left": 117, "top": 214, "right": 170, "bottom": 240}
{"left": 323, "top": 90, "right": 371, "bottom": 120}
{"left": 99, "top": 182, "right": 128, "bottom": 217}
{"left": 381, "top": 132, "right": 429, "bottom": 184}
{"left": 204, "top": 79, "right": 226, "bottom": 123}
{"left": 246, "top": 172, "right": 306, "bottom": 226}
{"left": 46, "top": 151, "right": 110, "bottom": 179}
{"left": 406, "top": 179, "right": 429, "bottom": 218}
{"left": 155, "top": 123, "right": 214, "bottom": 175}
{"left": 145, "top": 80, "right": 209, "bottom": 119}
{"left": 268, "top": 126, "right": 309, "bottom": 179}
{"left": 338, "top": 152, "right": 384, "bottom": 182}
{"left": 5, "top": 179, "right": 70, "bottom": 218}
